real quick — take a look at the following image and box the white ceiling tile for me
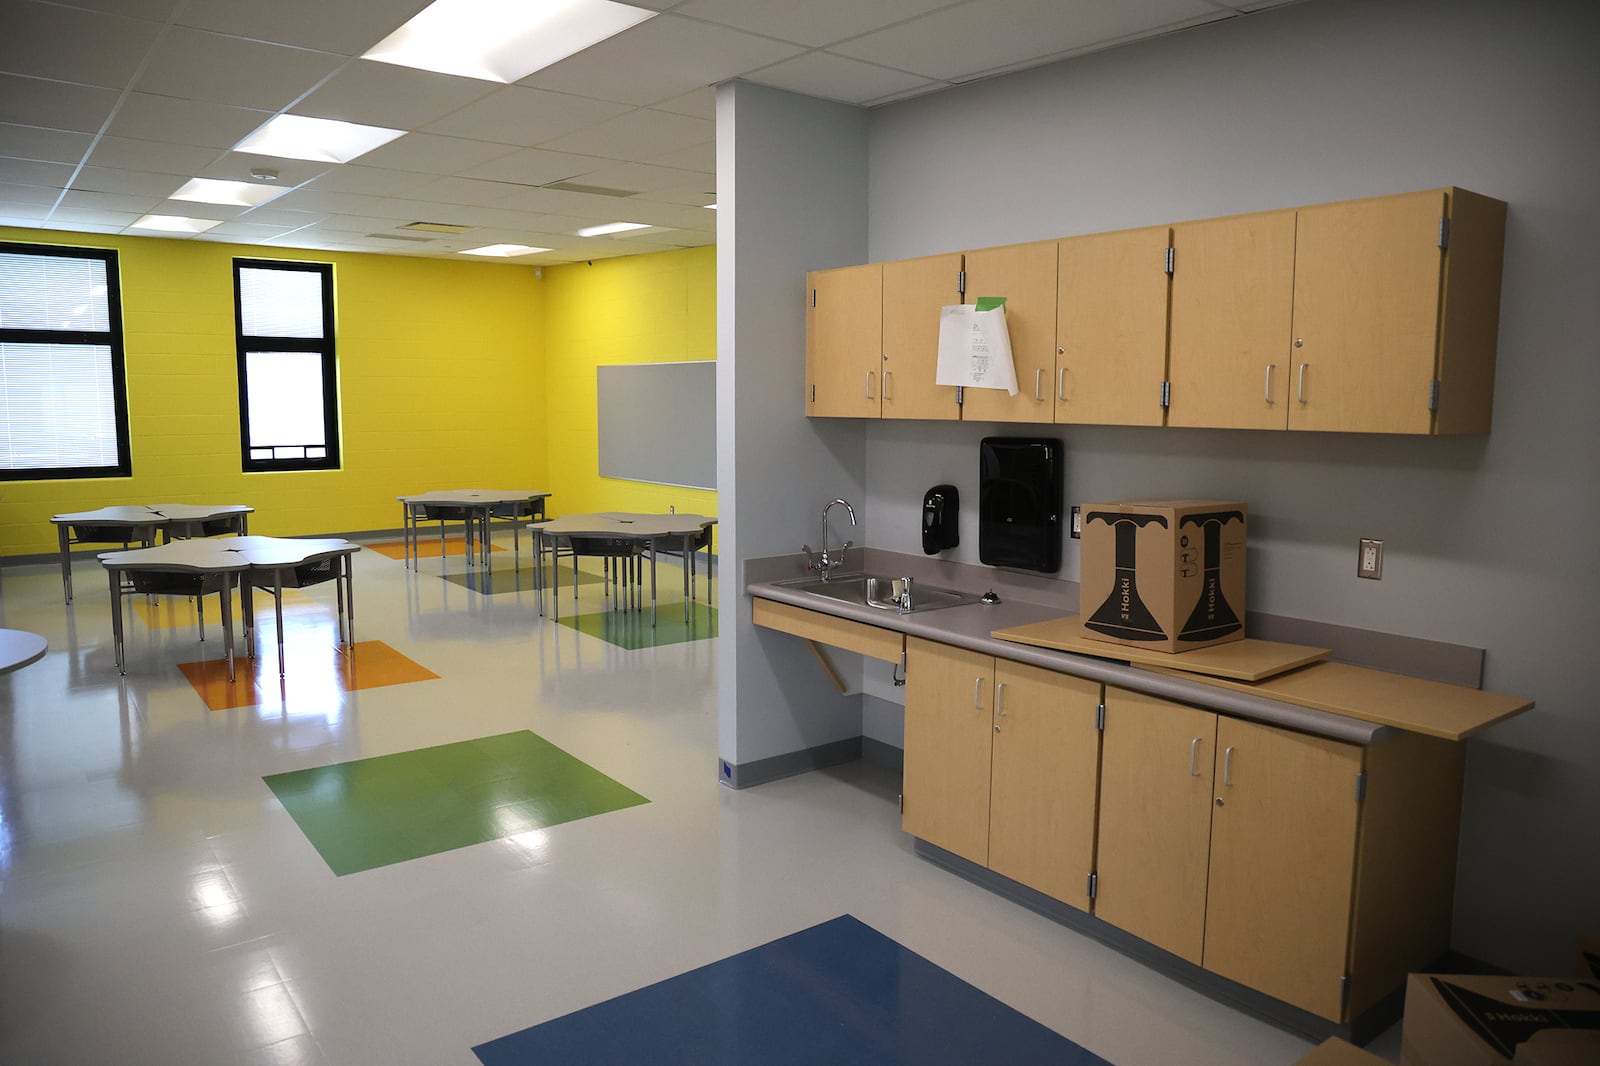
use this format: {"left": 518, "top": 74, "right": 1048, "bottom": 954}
{"left": 264, "top": 187, "right": 418, "bottom": 219}
{"left": 538, "top": 109, "right": 714, "bottom": 161}
{"left": 86, "top": 135, "right": 222, "bottom": 175}
{"left": 0, "top": 206, "right": 54, "bottom": 222}
{"left": 293, "top": 62, "right": 499, "bottom": 130}
{"left": 745, "top": 51, "right": 937, "bottom": 105}
{"left": 301, "top": 165, "right": 436, "bottom": 197}
{"left": 491, "top": 185, "right": 646, "bottom": 219}
{"left": 59, "top": 0, "right": 183, "bottom": 19}
{"left": 674, "top": 0, "right": 958, "bottom": 48}
{"left": 400, "top": 176, "right": 524, "bottom": 207}
{"left": 232, "top": 206, "right": 326, "bottom": 227}
{"left": 58, "top": 189, "right": 164, "bottom": 213}
{"left": 132, "top": 28, "right": 345, "bottom": 112}
{"left": 423, "top": 86, "right": 632, "bottom": 145}
{"left": 0, "top": 182, "right": 62, "bottom": 206}
{"left": 650, "top": 88, "right": 716, "bottom": 121}
{"left": 832, "top": 0, "right": 1222, "bottom": 81}
{"left": 107, "top": 93, "right": 273, "bottom": 149}
{"left": 351, "top": 132, "right": 519, "bottom": 176}
{"left": 457, "top": 148, "right": 611, "bottom": 187}
{"left": 0, "top": 74, "right": 118, "bottom": 133}
{"left": 199, "top": 220, "right": 307, "bottom": 241}
{"left": 0, "top": 157, "right": 73, "bottom": 188}
{"left": 174, "top": 0, "right": 434, "bottom": 55}
{"left": 70, "top": 166, "right": 186, "bottom": 198}
{"left": 642, "top": 140, "right": 714, "bottom": 173}
{"left": 306, "top": 213, "right": 421, "bottom": 234}
{"left": 519, "top": 14, "right": 805, "bottom": 106}
{"left": 632, "top": 185, "right": 719, "bottom": 208}
{"left": 563, "top": 161, "right": 709, "bottom": 194}
{"left": 47, "top": 207, "right": 144, "bottom": 227}
{"left": 194, "top": 154, "right": 334, "bottom": 187}
{"left": 152, "top": 197, "right": 247, "bottom": 219}
{"left": 0, "top": 2, "right": 164, "bottom": 90}
{"left": 0, "top": 123, "right": 93, "bottom": 164}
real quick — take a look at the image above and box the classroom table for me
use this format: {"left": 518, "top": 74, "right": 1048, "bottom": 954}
{"left": 532, "top": 513, "right": 715, "bottom": 626}
{"left": 51, "top": 503, "right": 253, "bottom": 604}
{"left": 0, "top": 629, "right": 48, "bottom": 675}
{"left": 396, "top": 490, "right": 550, "bottom": 570}
{"left": 98, "top": 535, "right": 358, "bottom": 682}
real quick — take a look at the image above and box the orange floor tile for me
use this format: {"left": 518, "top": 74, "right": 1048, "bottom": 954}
{"left": 177, "top": 639, "right": 440, "bottom": 711}
{"left": 130, "top": 588, "right": 310, "bottom": 630}
{"left": 364, "top": 539, "right": 505, "bottom": 560}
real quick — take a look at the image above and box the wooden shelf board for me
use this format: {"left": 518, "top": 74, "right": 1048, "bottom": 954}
{"left": 991, "top": 614, "right": 1329, "bottom": 682}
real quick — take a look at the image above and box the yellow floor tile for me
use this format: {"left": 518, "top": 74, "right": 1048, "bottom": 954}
{"left": 177, "top": 639, "right": 439, "bottom": 711}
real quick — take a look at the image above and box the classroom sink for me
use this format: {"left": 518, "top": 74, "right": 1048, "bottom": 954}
{"left": 775, "top": 573, "right": 982, "bottom": 613}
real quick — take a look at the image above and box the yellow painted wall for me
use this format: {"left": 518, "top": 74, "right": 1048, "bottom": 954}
{"left": 540, "top": 246, "right": 717, "bottom": 527}
{"left": 0, "top": 227, "right": 546, "bottom": 555}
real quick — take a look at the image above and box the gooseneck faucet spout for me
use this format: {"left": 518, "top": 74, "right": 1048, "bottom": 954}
{"left": 802, "top": 498, "right": 857, "bottom": 581}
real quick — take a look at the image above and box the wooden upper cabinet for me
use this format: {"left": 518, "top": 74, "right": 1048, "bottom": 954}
{"left": 902, "top": 637, "right": 994, "bottom": 866}
{"left": 1167, "top": 210, "right": 1298, "bottom": 430}
{"left": 805, "top": 263, "right": 882, "bottom": 418}
{"left": 1202, "top": 717, "right": 1363, "bottom": 1021}
{"left": 1056, "top": 226, "right": 1171, "bottom": 427}
{"left": 959, "top": 241, "right": 1059, "bottom": 424}
{"left": 1094, "top": 687, "right": 1217, "bottom": 965}
{"left": 882, "top": 253, "right": 963, "bottom": 421}
{"left": 987, "top": 661, "right": 1100, "bottom": 909}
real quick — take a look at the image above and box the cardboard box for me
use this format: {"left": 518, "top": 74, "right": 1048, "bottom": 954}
{"left": 1400, "top": 973, "right": 1600, "bottom": 1066}
{"left": 1579, "top": 935, "right": 1600, "bottom": 981}
{"left": 1294, "top": 1036, "right": 1389, "bottom": 1065}
{"left": 1078, "top": 499, "right": 1247, "bottom": 653}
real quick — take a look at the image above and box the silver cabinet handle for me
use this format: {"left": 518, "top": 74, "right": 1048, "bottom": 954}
{"left": 1058, "top": 366, "right": 1068, "bottom": 401}
{"left": 1264, "top": 364, "right": 1275, "bottom": 404}
{"left": 1189, "top": 737, "right": 1202, "bottom": 777}
{"left": 996, "top": 682, "right": 1007, "bottom": 716}
{"left": 865, "top": 371, "right": 875, "bottom": 400}
{"left": 1035, "top": 368, "right": 1044, "bottom": 402}
{"left": 973, "top": 676, "right": 983, "bottom": 710}
{"left": 1297, "top": 363, "right": 1308, "bottom": 404}
{"left": 883, "top": 369, "right": 893, "bottom": 399}
{"left": 1223, "top": 745, "right": 1235, "bottom": 786}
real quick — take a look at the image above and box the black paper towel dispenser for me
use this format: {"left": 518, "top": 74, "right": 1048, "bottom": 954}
{"left": 922, "top": 485, "right": 959, "bottom": 554}
{"left": 979, "top": 437, "right": 1063, "bottom": 573}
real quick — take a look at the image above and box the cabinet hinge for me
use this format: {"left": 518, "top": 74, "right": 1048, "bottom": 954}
{"left": 898, "top": 792, "right": 904, "bottom": 813}
{"left": 1165, "top": 246, "right": 1175, "bottom": 275}
{"left": 957, "top": 270, "right": 966, "bottom": 295}
{"left": 1341, "top": 974, "right": 1351, "bottom": 1009}
{"left": 810, "top": 287, "right": 817, "bottom": 307}
{"left": 1087, "top": 871, "right": 1098, "bottom": 900}
{"left": 1096, "top": 702, "right": 1105, "bottom": 731}
{"left": 1438, "top": 217, "right": 1450, "bottom": 251}
{"left": 1354, "top": 771, "right": 1368, "bottom": 804}
{"left": 1428, "top": 379, "right": 1441, "bottom": 412}
{"left": 955, "top": 385, "right": 964, "bottom": 406}
{"left": 1160, "top": 381, "right": 1171, "bottom": 408}
{"left": 809, "top": 383, "right": 816, "bottom": 404}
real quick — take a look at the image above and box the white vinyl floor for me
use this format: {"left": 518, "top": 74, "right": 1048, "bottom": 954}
{"left": 0, "top": 535, "right": 1401, "bottom": 1064}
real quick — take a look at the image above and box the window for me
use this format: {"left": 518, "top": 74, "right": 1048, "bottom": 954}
{"left": 233, "top": 259, "right": 339, "bottom": 471}
{"left": 0, "top": 242, "right": 131, "bottom": 479}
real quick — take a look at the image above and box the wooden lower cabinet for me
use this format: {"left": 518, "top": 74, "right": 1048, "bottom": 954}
{"left": 902, "top": 638, "right": 1101, "bottom": 909}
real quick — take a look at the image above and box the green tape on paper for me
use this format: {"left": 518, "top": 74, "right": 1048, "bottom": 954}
{"left": 974, "top": 296, "right": 1006, "bottom": 312}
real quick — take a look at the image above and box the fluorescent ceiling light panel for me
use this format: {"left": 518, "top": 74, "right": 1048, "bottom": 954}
{"left": 363, "top": 0, "right": 656, "bottom": 84}
{"left": 170, "top": 178, "right": 288, "bottom": 208}
{"left": 234, "top": 115, "right": 405, "bottom": 164}
{"left": 460, "top": 244, "right": 552, "bottom": 257}
{"left": 575, "top": 221, "right": 649, "bottom": 237}
{"left": 130, "top": 214, "right": 223, "bottom": 234}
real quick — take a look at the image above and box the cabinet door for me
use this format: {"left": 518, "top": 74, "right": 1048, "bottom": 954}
{"left": 1056, "top": 226, "right": 1171, "bottom": 426}
{"left": 1288, "top": 190, "right": 1447, "bottom": 434}
{"left": 1203, "top": 717, "right": 1363, "bottom": 1021}
{"left": 882, "top": 253, "right": 963, "bottom": 420}
{"left": 959, "top": 241, "right": 1058, "bottom": 424}
{"left": 1167, "top": 210, "right": 1297, "bottom": 429}
{"left": 988, "top": 661, "right": 1100, "bottom": 909}
{"left": 806, "top": 263, "right": 882, "bottom": 418}
{"left": 1094, "top": 687, "right": 1217, "bottom": 964}
{"left": 902, "top": 637, "right": 994, "bottom": 865}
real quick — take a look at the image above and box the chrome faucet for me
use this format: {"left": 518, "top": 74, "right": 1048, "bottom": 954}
{"left": 802, "top": 498, "right": 856, "bottom": 581}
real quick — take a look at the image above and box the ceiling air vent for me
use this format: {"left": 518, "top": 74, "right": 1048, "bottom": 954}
{"left": 400, "top": 221, "right": 473, "bottom": 234}
{"left": 541, "top": 181, "right": 635, "bottom": 197}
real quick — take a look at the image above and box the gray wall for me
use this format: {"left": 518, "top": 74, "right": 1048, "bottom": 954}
{"left": 855, "top": 0, "right": 1599, "bottom": 973}
{"left": 716, "top": 82, "right": 872, "bottom": 770}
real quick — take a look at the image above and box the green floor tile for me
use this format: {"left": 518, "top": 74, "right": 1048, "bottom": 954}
{"left": 263, "top": 731, "right": 648, "bottom": 876}
{"left": 556, "top": 602, "right": 718, "bottom": 650}
{"left": 442, "top": 565, "right": 602, "bottom": 595}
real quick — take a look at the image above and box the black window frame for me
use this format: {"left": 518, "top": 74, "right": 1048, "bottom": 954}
{"left": 0, "top": 240, "right": 132, "bottom": 481}
{"left": 233, "top": 258, "right": 340, "bottom": 473}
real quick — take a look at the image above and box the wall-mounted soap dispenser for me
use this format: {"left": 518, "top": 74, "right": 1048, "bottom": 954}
{"left": 922, "top": 485, "right": 959, "bottom": 555}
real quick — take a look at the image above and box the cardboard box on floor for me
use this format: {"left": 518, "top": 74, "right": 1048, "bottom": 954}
{"left": 1078, "top": 499, "right": 1247, "bottom": 653}
{"left": 1579, "top": 935, "right": 1600, "bottom": 981}
{"left": 1294, "top": 1036, "right": 1389, "bottom": 1065}
{"left": 1401, "top": 973, "right": 1600, "bottom": 1066}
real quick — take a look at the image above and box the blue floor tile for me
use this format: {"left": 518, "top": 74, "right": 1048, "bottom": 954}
{"left": 473, "top": 915, "right": 1110, "bottom": 1065}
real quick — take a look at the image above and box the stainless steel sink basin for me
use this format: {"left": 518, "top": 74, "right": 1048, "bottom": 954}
{"left": 775, "top": 573, "right": 982, "bottom": 613}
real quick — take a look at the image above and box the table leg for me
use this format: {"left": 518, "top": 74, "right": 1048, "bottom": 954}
{"left": 650, "top": 539, "right": 658, "bottom": 628}
{"left": 553, "top": 536, "right": 561, "bottom": 622}
{"left": 682, "top": 533, "right": 691, "bottom": 624}
{"left": 109, "top": 568, "right": 125, "bottom": 674}
{"left": 242, "top": 582, "right": 255, "bottom": 657}
{"left": 197, "top": 590, "right": 205, "bottom": 642}
{"left": 221, "top": 578, "right": 236, "bottom": 684}
{"left": 273, "top": 566, "right": 286, "bottom": 677}
{"left": 59, "top": 525, "right": 74, "bottom": 604}
{"left": 401, "top": 503, "right": 411, "bottom": 569}
{"left": 335, "top": 559, "right": 347, "bottom": 645}
{"left": 534, "top": 530, "right": 545, "bottom": 616}
{"left": 344, "top": 552, "right": 357, "bottom": 648}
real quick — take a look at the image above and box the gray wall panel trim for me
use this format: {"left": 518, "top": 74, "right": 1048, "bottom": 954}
{"left": 718, "top": 736, "right": 862, "bottom": 789}
{"left": 910, "top": 838, "right": 1404, "bottom": 1046}
{"left": 861, "top": 736, "right": 904, "bottom": 771}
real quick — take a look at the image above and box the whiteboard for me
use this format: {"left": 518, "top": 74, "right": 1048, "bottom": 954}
{"left": 596, "top": 361, "right": 717, "bottom": 490}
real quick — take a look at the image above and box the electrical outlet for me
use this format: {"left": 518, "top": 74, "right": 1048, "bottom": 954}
{"left": 1358, "top": 538, "right": 1383, "bottom": 579}
{"left": 1070, "top": 506, "right": 1081, "bottom": 538}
